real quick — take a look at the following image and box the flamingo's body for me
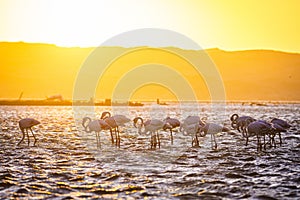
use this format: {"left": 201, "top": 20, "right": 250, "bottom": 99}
{"left": 180, "top": 116, "right": 201, "bottom": 132}
{"left": 180, "top": 116, "right": 201, "bottom": 133}
{"left": 101, "top": 111, "right": 131, "bottom": 147}
{"left": 271, "top": 118, "right": 291, "bottom": 129}
{"left": 82, "top": 117, "right": 112, "bottom": 148}
{"left": 18, "top": 118, "right": 40, "bottom": 146}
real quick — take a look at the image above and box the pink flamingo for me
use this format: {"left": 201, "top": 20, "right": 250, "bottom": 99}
{"left": 17, "top": 118, "right": 40, "bottom": 146}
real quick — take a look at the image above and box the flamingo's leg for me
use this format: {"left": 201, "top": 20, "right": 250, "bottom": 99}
{"left": 117, "top": 127, "right": 120, "bottom": 148}
{"left": 110, "top": 129, "right": 114, "bottom": 144}
{"left": 170, "top": 129, "right": 173, "bottom": 145}
{"left": 30, "top": 128, "right": 37, "bottom": 146}
{"left": 26, "top": 128, "right": 30, "bottom": 146}
{"left": 211, "top": 132, "right": 217, "bottom": 150}
{"left": 17, "top": 128, "right": 26, "bottom": 146}
{"left": 157, "top": 131, "right": 160, "bottom": 148}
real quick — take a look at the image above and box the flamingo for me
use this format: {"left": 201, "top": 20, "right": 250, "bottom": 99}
{"left": 230, "top": 114, "right": 256, "bottom": 136}
{"left": 133, "top": 117, "right": 172, "bottom": 149}
{"left": 270, "top": 118, "right": 291, "bottom": 146}
{"left": 180, "top": 116, "right": 204, "bottom": 132}
{"left": 184, "top": 123, "right": 202, "bottom": 147}
{"left": 247, "top": 120, "right": 276, "bottom": 151}
{"left": 269, "top": 122, "right": 287, "bottom": 147}
{"left": 100, "top": 111, "right": 131, "bottom": 147}
{"left": 82, "top": 117, "right": 112, "bottom": 148}
{"left": 180, "top": 116, "right": 205, "bottom": 147}
{"left": 17, "top": 118, "right": 40, "bottom": 146}
{"left": 245, "top": 119, "right": 287, "bottom": 150}
{"left": 163, "top": 117, "right": 181, "bottom": 144}
{"left": 198, "top": 122, "right": 230, "bottom": 150}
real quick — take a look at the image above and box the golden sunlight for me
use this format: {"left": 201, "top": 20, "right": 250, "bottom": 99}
{"left": 0, "top": 0, "right": 299, "bottom": 101}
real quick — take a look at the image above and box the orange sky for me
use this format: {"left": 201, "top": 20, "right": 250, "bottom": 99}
{"left": 0, "top": 0, "right": 299, "bottom": 53}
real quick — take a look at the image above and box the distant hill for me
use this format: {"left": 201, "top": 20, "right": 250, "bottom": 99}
{"left": 0, "top": 42, "right": 299, "bottom": 101}
{"left": 0, "top": 42, "right": 93, "bottom": 99}
{"left": 206, "top": 48, "right": 300, "bottom": 101}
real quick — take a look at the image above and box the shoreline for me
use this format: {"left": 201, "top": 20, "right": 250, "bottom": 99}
{"left": 0, "top": 100, "right": 144, "bottom": 106}
{"left": 0, "top": 99, "right": 299, "bottom": 106}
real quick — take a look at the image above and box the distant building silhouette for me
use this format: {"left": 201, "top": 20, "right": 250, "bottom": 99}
{"left": 46, "top": 94, "right": 63, "bottom": 101}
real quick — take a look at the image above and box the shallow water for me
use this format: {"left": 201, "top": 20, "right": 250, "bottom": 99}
{"left": 0, "top": 103, "right": 299, "bottom": 199}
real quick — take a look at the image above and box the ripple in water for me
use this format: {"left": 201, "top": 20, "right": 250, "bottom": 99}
{"left": 0, "top": 104, "right": 299, "bottom": 199}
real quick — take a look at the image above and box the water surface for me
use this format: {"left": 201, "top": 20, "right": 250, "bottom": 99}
{"left": 0, "top": 103, "right": 299, "bottom": 199}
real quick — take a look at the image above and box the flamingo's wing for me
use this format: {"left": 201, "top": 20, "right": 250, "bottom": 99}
{"left": 206, "top": 123, "right": 223, "bottom": 134}
{"left": 171, "top": 118, "right": 181, "bottom": 127}
{"left": 184, "top": 116, "right": 200, "bottom": 125}
{"left": 272, "top": 118, "right": 291, "bottom": 129}
{"left": 150, "top": 119, "right": 164, "bottom": 127}
{"left": 98, "top": 120, "right": 111, "bottom": 129}
{"left": 272, "top": 123, "right": 287, "bottom": 132}
{"left": 144, "top": 120, "right": 151, "bottom": 126}
{"left": 88, "top": 120, "right": 101, "bottom": 131}
{"left": 114, "top": 115, "right": 131, "bottom": 125}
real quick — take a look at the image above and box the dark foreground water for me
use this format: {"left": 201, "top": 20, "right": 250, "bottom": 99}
{"left": 0, "top": 103, "right": 299, "bottom": 199}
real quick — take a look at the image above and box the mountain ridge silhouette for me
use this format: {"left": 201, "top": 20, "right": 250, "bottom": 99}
{"left": 1, "top": 42, "right": 299, "bottom": 101}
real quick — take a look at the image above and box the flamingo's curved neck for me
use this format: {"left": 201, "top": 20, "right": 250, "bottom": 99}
{"left": 82, "top": 117, "right": 92, "bottom": 132}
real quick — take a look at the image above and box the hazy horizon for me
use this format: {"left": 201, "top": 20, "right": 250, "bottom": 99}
{"left": 1, "top": 41, "right": 300, "bottom": 54}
